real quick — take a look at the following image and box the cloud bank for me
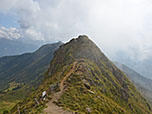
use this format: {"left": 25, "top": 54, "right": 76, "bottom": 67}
{"left": 0, "top": 26, "right": 21, "bottom": 39}
{"left": 0, "top": 0, "right": 152, "bottom": 61}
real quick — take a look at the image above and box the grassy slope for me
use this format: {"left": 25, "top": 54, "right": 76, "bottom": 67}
{"left": 0, "top": 42, "right": 62, "bottom": 113}
{"left": 115, "top": 62, "right": 152, "bottom": 105}
{"left": 0, "top": 42, "right": 62, "bottom": 91}
{"left": 10, "top": 35, "right": 152, "bottom": 114}
{"left": 57, "top": 60, "right": 151, "bottom": 114}
{"left": 0, "top": 101, "right": 17, "bottom": 114}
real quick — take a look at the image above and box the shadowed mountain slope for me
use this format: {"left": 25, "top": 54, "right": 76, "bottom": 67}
{"left": 115, "top": 62, "right": 152, "bottom": 105}
{"left": 0, "top": 42, "right": 62, "bottom": 91}
{"left": 0, "top": 42, "right": 62, "bottom": 113}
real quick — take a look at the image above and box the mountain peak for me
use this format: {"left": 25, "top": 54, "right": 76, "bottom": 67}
{"left": 48, "top": 35, "right": 105, "bottom": 75}
{"left": 63, "top": 35, "right": 103, "bottom": 60}
{"left": 46, "top": 36, "right": 152, "bottom": 114}
{"left": 70, "top": 35, "right": 89, "bottom": 42}
{"left": 11, "top": 36, "right": 152, "bottom": 114}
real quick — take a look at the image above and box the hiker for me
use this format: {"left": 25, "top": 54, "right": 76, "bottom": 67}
{"left": 42, "top": 91, "right": 46, "bottom": 100}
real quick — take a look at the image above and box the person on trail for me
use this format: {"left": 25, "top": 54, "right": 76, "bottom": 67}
{"left": 42, "top": 91, "right": 46, "bottom": 100}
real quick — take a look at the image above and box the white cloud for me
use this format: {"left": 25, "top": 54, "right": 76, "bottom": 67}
{"left": 0, "top": 0, "right": 40, "bottom": 12}
{"left": 0, "top": 26, "right": 22, "bottom": 39}
{"left": 23, "top": 27, "right": 45, "bottom": 41}
{"left": 1, "top": 0, "right": 152, "bottom": 61}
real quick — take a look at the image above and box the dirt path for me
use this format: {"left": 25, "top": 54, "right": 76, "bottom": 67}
{"left": 43, "top": 91, "right": 72, "bottom": 114}
{"left": 43, "top": 62, "right": 77, "bottom": 114}
{"left": 60, "top": 62, "right": 77, "bottom": 91}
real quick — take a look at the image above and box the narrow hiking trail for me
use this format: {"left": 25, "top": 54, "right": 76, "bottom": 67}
{"left": 43, "top": 91, "right": 72, "bottom": 114}
{"left": 43, "top": 62, "right": 77, "bottom": 114}
{"left": 60, "top": 62, "right": 77, "bottom": 91}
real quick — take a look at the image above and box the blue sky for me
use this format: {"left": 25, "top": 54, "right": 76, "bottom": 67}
{"left": 0, "top": 13, "right": 19, "bottom": 28}
{"left": 0, "top": 0, "right": 152, "bottom": 62}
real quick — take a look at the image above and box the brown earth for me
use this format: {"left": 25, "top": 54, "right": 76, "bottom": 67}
{"left": 43, "top": 62, "right": 77, "bottom": 114}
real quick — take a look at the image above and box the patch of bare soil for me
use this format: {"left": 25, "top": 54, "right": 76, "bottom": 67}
{"left": 43, "top": 62, "right": 77, "bottom": 114}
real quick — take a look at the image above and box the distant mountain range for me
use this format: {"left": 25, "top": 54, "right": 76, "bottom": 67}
{"left": 115, "top": 62, "right": 152, "bottom": 105}
{"left": 113, "top": 52, "right": 152, "bottom": 80}
{"left": 0, "top": 38, "right": 39, "bottom": 57}
{"left": 1, "top": 35, "right": 152, "bottom": 114}
{"left": 0, "top": 41, "right": 62, "bottom": 113}
{"left": 11, "top": 35, "right": 152, "bottom": 114}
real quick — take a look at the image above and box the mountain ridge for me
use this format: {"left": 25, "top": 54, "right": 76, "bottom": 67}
{"left": 0, "top": 38, "right": 39, "bottom": 57}
{"left": 0, "top": 42, "right": 62, "bottom": 113}
{"left": 11, "top": 35, "right": 152, "bottom": 114}
{"left": 0, "top": 41, "right": 63, "bottom": 91}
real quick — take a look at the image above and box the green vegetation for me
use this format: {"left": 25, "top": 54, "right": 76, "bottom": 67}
{"left": 57, "top": 60, "right": 151, "bottom": 114}
{"left": 10, "top": 35, "right": 152, "bottom": 114}
{"left": 0, "top": 84, "right": 31, "bottom": 113}
{"left": 0, "top": 42, "right": 62, "bottom": 113}
{"left": 115, "top": 62, "right": 152, "bottom": 106}
{"left": 4, "top": 82, "right": 23, "bottom": 92}
{"left": 0, "top": 101, "right": 16, "bottom": 114}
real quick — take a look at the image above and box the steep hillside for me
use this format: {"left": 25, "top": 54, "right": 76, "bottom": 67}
{"left": 11, "top": 35, "right": 152, "bottom": 114}
{"left": 0, "top": 42, "right": 62, "bottom": 113}
{"left": 115, "top": 62, "right": 152, "bottom": 105}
